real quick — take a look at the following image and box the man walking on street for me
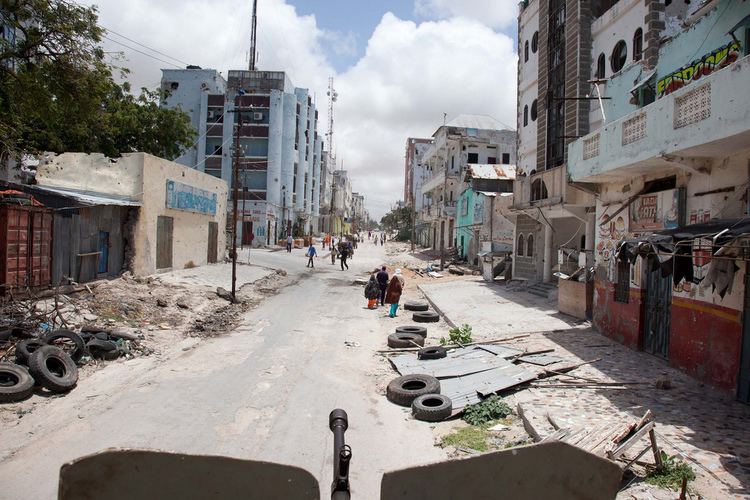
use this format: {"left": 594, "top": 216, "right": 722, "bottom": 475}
{"left": 376, "top": 266, "right": 389, "bottom": 306}
{"left": 339, "top": 243, "right": 349, "bottom": 270}
{"left": 306, "top": 241, "right": 317, "bottom": 268}
{"left": 286, "top": 234, "right": 293, "bottom": 253}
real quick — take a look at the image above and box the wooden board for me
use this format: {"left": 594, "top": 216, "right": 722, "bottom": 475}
{"left": 156, "top": 216, "right": 174, "bottom": 270}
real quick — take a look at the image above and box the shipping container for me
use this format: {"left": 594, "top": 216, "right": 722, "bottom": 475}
{"left": 0, "top": 205, "right": 53, "bottom": 293}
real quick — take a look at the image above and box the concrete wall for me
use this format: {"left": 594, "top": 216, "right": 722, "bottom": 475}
{"left": 518, "top": 0, "right": 539, "bottom": 178}
{"left": 131, "top": 154, "right": 228, "bottom": 275}
{"left": 37, "top": 153, "right": 143, "bottom": 198}
{"left": 513, "top": 213, "right": 543, "bottom": 280}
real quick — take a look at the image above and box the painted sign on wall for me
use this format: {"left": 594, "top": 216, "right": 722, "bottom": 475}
{"left": 629, "top": 189, "right": 679, "bottom": 232}
{"left": 165, "top": 180, "right": 217, "bottom": 216}
{"left": 656, "top": 41, "right": 741, "bottom": 98}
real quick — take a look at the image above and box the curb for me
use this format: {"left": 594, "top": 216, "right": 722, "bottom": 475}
{"left": 417, "top": 284, "right": 456, "bottom": 329}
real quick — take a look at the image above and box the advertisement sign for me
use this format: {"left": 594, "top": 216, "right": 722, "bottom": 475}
{"left": 629, "top": 189, "right": 679, "bottom": 232}
{"left": 165, "top": 180, "right": 217, "bottom": 216}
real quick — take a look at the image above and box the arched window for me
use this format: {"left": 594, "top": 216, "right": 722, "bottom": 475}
{"left": 531, "top": 32, "right": 538, "bottom": 54}
{"left": 517, "top": 234, "right": 525, "bottom": 256}
{"left": 596, "top": 53, "right": 606, "bottom": 79}
{"left": 611, "top": 40, "right": 627, "bottom": 73}
{"left": 523, "top": 105, "right": 529, "bottom": 127}
{"left": 527, "top": 234, "right": 534, "bottom": 257}
{"left": 530, "top": 99, "right": 538, "bottom": 121}
{"left": 633, "top": 28, "right": 643, "bottom": 62}
{"left": 531, "top": 179, "right": 548, "bottom": 202}
{"left": 524, "top": 40, "right": 529, "bottom": 62}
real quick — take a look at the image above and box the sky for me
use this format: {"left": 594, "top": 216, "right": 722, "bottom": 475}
{"left": 80, "top": 0, "right": 520, "bottom": 219}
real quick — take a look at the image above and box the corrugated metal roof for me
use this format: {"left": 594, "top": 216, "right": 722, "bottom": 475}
{"left": 440, "top": 365, "right": 539, "bottom": 410}
{"left": 31, "top": 185, "right": 142, "bottom": 207}
{"left": 467, "top": 164, "right": 516, "bottom": 180}
{"left": 389, "top": 348, "right": 516, "bottom": 378}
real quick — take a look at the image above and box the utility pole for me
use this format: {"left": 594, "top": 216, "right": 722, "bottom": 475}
{"left": 440, "top": 112, "right": 447, "bottom": 271}
{"left": 230, "top": 98, "right": 243, "bottom": 302}
{"left": 249, "top": 0, "right": 258, "bottom": 71}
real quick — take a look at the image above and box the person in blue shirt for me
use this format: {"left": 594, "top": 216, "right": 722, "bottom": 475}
{"left": 306, "top": 242, "right": 318, "bottom": 268}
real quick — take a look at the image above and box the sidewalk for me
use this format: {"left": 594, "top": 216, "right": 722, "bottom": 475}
{"left": 419, "top": 277, "right": 750, "bottom": 499}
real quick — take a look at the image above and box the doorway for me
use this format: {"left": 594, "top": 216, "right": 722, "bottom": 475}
{"left": 97, "top": 231, "right": 109, "bottom": 274}
{"left": 738, "top": 272, "right": 750, "bottom": 404}
{"left": 156, "top": 216, "right": 174, "bottom": 270}
{"left": 242, "top": 221, "right": 254, "bottom": 246}
{"left": 643, "top": 261, "right": 672, "bottom": 358}
{"left": 207, "top": 222, "right": 218, "bottom": 264}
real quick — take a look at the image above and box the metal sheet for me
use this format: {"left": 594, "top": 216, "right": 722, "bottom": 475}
{"left": 440, "top": 364, "right": 539, "bottom": 410}
{"left": 389, "top": 347, "right": 515, "bottom": 378}
{"left": 517, "top": 354, "right": 563, "bottom": 366}
{"left": 30, "top": 185, "right": 141, "bottom": 206}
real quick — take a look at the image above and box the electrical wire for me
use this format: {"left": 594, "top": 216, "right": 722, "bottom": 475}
{"left": 102, "top": 35, "right": 182, "bottom": 68}
{"left": 104, "top": 29, "right": 191, "bottom": 67}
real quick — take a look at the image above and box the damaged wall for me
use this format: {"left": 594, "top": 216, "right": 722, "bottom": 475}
{"left": 36, "top": 153, "right": 143, "bottom": 199}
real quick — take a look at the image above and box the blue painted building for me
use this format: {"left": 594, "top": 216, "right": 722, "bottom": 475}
{"left": 160, "top": 68, "right": 322, "bottom": 246}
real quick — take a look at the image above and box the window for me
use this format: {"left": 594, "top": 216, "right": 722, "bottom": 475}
{"left": 517, "top": 234, "right": 525, "bottom": 256}
{"left": 523, "top": 105, "right": 529, "bottom": 127}
{"left": 596, "top": 53, "right": 606, "bottom": 79}
{"left": 611, "top": 40, "right": 627, "bottom": 73}
{"left": 524, "top": 40, "right": 529, "bottom": 62}
{"left": 502, "top": 153, "right": 510, "bottom": 164}
{"left": 614, "top": 260, "right": 630, "bottom": 303}
{"left": 633, "top": 28, "right": 643, "bottom": 62}
{"left": 487, "top": 157, "right": 497, "bottom": 165}
{"left": 530, "top": 100, "right": 538, "bottom": 121}
{"left": 467, "top": 153, "right": 479, "bottom": 163}
{"left": 531, "top": 32, "right": 538, "bottom": 53}
{"left": 526, "top": 234, "right": 534, "bottom": 257}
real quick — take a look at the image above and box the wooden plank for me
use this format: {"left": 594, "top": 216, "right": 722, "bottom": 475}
{"left": 156, "top": 216, "right": 174, "bottom": 269}
{"left": 208, "top": 222, "right": 218, "bottom": 263}
{"left": 608, "top": 422, "right": 655, "bottom": 460}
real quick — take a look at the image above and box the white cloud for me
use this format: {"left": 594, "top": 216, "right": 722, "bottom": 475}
{"left": 82, "top": 1, "right": 518, "bottom": 219}
{"left": 414, "top": 0, "right": 519, "bottom": 30}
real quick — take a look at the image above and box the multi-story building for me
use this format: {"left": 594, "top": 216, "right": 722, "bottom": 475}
{"left": 404, "top": 138, "right": 434, "bottom": 245}
{"left": 418, "top": 115, "right": 516, "bottom": 253}
{"left": 566, "top": 0, "right": 750, "bottom": 398}
{"left": 160, "top": 68, "right": 322, "bottom": 246}
{"left": 331, "top": 170, "right": 353, "bottom": 235}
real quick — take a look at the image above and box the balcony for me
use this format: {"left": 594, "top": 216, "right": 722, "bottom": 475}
{"left": 569, "top": 54, "right": 750, "bottom": 183}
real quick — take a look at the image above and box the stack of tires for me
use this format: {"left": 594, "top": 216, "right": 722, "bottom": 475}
{"left": 404, "top": 300, "right": 440, "bottom": 323}
{"left": 386, "top": 374, "right": 452, "bottom": 422}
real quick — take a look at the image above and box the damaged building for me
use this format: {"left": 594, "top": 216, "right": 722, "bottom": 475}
{"left": 0, "top": 152, "right": 228, "bottom": 291}
{"left": 566, "top": 0, "right": 750, "bottom": 399}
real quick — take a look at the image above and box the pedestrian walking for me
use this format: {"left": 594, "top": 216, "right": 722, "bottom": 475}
{"left": 339, "top": 244, "right": 349, "bottom": 270}
{"left": 364, "top": 274, "right": 380, "bottom": 309}
{"left": 385, "top": 269, "right": 405, "bottom": 318}
{"left": 330, "top": 244, "right": 337, "bottom": 265}
{"left": 347, "top": 240, "right": 354, "bottom": 259}
{"left": 306, "top": 242, "right": 317, "bottom": 268}
{"left": 376, "top": 266, "right": 389, "bottom": 306}
{"left": 286, "top": 234, "right": 293, "bottom": 253}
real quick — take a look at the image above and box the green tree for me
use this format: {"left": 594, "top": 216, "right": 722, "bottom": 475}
{"left": 0, "top": 0, "right": 195, "bottom": 162}
{"left": 380, "top": 206, "right": 413, "bottom": 241}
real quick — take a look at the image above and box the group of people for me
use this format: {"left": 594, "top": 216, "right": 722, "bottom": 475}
{"left": 364, "top": 266, "right": 404, "bottom": 318}
{"left": 300, "top": 236, "right": 355, "bottom": 271}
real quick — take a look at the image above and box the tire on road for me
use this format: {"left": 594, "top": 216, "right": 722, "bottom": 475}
{"left": 0, "top": 362, "right": 35, "bottom": 403}
{"left": 418, "top": 346, "right": 447, "bottom": 360}
{"left": 386, "top": 374, "right": 441, "bottom": 407}
{"left": 28, "top": 345, "right": 78, "bottom": 393}
{"left": 403, "top": 301, "right": 429, "bottom": 312}
{"left": 15, "top": 338, "right": 47, "bottom": 366}
{"left": 387, "top": 333, "right": 425, "bottom": 349}
{"left": 413, "top": 311, "right": 440, "bottom": 323}
{"left": 395, "top": 325, "right": 427, "bottom": 337}
{"left": 411, "top": 394, "right": 452, "bottom": 422}
{"left": 41, "top": 329, "right": 85, "bottom": 364}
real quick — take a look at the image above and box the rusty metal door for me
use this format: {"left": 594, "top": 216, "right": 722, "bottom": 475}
{"left": 207, "top": 222, "right": 218, "bottom": 264}
{"left": 738, "top": 273, "right": 750, "bottom": 404}
{"left": 156, "top": 216, "right": 173, "bottom": 269}
{"left": 643, "top": 264, "right": 672, "bottom": 359}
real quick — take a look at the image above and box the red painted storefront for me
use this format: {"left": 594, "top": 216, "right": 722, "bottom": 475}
{"left": 594, "top": 279, "right": 743, "bottom": 393}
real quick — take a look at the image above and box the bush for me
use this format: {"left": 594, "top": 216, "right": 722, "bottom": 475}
{"left": 440, "top": 324, "right": 473, "bottom": 346}
{"left": 645, "top": 452, "right": 695, "bottom": 490}
{"left": 462, "top": 395, "right": 513, "bottom": 426}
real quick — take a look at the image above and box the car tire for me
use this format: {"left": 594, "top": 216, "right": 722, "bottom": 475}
{"left": 386, "top": 374, "right": 441, "bottom": 407}
{"left": 387, "top": 333, "right": 425, "bottom": 349}
{"left": 413, "top": 311, "right": 440, "bottom": 323}
{"left": 411, "top": 394, "right": 452, "bottom": 422}
{"left": 28, "top": 346, "right": 78, "bottom": 393}
{"left": 418, "top": 346, "right": 447, "bottom": 360}
{"left": 0, "top": 362, "right": 35, "bottom": 403}
{"left": 41, "top": 329, "right": 85, "bottom": 364}
{"left": 403, "top": 301, "right": 429, "bottom": 312}
{"left": 86, "top": 339, "right": 118, "bottom": 359}
{"left": 395, "top": 325, "right": 427, "bottom": 337}
{"left": 15, "top": 339, "right": 47, "bottom": 366}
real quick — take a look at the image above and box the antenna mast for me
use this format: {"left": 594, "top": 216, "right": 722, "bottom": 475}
{"left": 249, "top": 0, "right": 258, "bottom": 70}
{"left": 326, "top": 76, "right": 338, "bottom": 167}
